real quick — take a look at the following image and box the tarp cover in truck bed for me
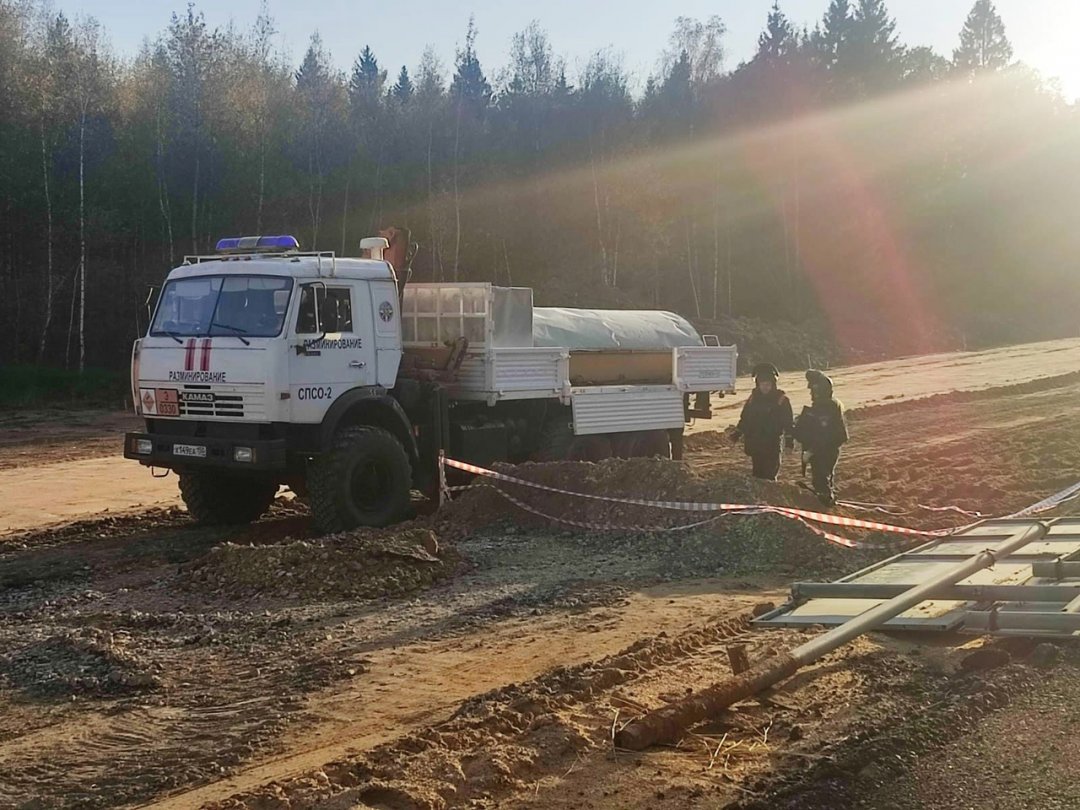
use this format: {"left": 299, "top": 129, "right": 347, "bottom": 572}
{"left": 532, "top": 308, "right": 702, "bottom": 351}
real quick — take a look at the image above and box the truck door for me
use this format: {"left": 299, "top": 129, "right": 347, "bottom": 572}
{"left": 368, "top": 279, "right": 403, "bottom": 387}
{"left": 289, "top": 281, "right": 376, "bottom": 423}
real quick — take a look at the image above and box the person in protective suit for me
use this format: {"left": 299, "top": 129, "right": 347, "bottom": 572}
{"left": 730, "top": 363, "right": 794, "bottom": 481}
{"left": 793, "top": 369, "right": 848, "bottom": 506}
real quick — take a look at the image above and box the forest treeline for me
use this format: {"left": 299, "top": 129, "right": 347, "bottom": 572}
{"left": 1, "top": 0, "right": 1077, "bottom": 371}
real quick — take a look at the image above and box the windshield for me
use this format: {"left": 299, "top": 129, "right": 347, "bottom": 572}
{"left": 150, "top": 275, "right": 293, "bottom": 338}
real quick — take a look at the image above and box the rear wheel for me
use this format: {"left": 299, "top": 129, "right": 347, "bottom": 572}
{"left": 636, "top": 430, "right": 672, "bottom": 459}
{"left": 308, "top": 426, "right": 412, "bottom": 534}
{"left": 569, "top": 435, "right": 613, "bottom": 461}
{"left": 612, "top": 430, "right": 671, "bottom": 459}
{"left": 178, "top": 470, "right": 277, "bottom": 525}
{"left": 534, "top": 420, "right": 613, "bottom": 462}
{"left": 533, "top": 420, "right": 573, "bottom": 462}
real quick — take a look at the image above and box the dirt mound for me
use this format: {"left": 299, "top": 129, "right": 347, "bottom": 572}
{"left": 442, "top": 458, "right": 820, "bottom": 531}
{"left": 0, "top": 628, "right": 161, "bottom": 698}
{"left": 182, "top": 526, "right": 460, "bottom": 600}
{"left": 436, "top": 458, "right": 875, "bottom": 583}
{"left": 444, "top": 457, "right": 848, "bottom": 526}
{"left": 1, "top": 498, "right": 309, "bottom": 554}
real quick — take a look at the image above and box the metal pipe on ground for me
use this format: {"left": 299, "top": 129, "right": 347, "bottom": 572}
{"left": 614, "top": 521, "right": 1050, "bottom": 751}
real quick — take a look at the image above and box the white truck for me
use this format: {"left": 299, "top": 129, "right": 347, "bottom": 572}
{"left": 125, "top": 232, "right": 737, "bottom": 532}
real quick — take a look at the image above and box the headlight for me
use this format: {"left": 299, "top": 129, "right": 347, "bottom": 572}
{"left": 234, "top": 447, "right": 254, "bottom": 463}
{"left": 135, "top": 438, "right": 153, "bottom": 455}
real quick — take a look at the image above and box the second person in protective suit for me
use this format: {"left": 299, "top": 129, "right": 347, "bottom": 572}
{"left": 731, "top": 363, "right": 794, "bottom": 481}
{"left": 793, "top": 369, "right": 848, "bottom": 506}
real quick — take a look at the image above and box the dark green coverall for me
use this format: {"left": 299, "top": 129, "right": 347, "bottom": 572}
{"left": 734, "top": 382, "right": 794, "bottom": 482}
{"left": 795, "top": 371, "right": 848, "bottom": 506}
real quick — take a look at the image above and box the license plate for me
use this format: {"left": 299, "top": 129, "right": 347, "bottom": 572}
{"left": 173, "top": 443, "right": 207, "bottom": 458}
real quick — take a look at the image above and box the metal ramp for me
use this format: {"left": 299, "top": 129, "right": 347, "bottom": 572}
{"left": 755, "top": 517, "right": 1080, "bottom": 638}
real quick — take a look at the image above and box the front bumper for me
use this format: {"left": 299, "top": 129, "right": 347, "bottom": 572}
{"left": 124, "top": 432, "right": 288, "bottom": 471}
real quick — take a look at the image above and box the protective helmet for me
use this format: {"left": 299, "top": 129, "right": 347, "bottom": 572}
{"left": 752, "top": 362, "right": 780, "bottom": 382}
{"left": 806, "top": 369, "right": 833, "bottom": 396}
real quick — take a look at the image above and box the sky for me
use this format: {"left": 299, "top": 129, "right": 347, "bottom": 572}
{"left": 64, "top": 0, "right": 1080, "bottom": 100}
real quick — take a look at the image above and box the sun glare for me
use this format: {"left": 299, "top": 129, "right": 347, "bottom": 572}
{"left": 1039, "top": 6, "right": 1080, "bottom": 101}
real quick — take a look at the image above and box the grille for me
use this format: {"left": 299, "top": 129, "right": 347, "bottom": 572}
{"left": 177, "top": 384, "right": 259, "bottom": 419}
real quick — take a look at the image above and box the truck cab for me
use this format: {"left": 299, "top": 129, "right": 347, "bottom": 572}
{"left": 127, "top": 235, "right": 420, "bottom": 530}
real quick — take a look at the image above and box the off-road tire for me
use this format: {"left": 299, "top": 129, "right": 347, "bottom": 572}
{"left": 178, "top": 470, "right": 277, "bottom": 525}
{"left": 612, "top": 430, "right": 671, "bottom": 459}
{"left": 534, "top": 420, "right": 612, "bottom": 462}
{"left": 636, "top": 430, "right": 672, "bottom": 459}
{"left": 534, "top": 419, "right": 574, "bottom": 462}
{"left": 308, "top": 426, "right": 412, "bottom": 534}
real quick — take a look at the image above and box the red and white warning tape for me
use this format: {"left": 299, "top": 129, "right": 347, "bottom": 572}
{"left": 443, "top": 458, "right": 949, "bottom": 549}
{"left": 477, "top": 483, "right": 767, "bottom": 533}
{"left": 444, "top": 458, "right": 951, "bottom": 538}
{"left": 1005, "top": 480, "right": 1080, "bottom": 518}
{"left": 838, "top": 498, "right": 984, "bottom": 518}
{"left": 441, "top": 457, "right": 1080, "bottom": 550}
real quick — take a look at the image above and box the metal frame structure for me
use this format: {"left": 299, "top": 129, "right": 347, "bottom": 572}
{"left": 755, "top": 517, "right": 1080, "bottom": 638}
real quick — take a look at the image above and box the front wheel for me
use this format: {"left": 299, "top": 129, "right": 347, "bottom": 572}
{"left": 307, "top": 426, "right": 413, "bottom": 534}
{"left": 178, "top": 470, "right": 277, "bottom": 525}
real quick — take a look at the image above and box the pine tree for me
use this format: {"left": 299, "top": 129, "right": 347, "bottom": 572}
{"left": 392, "top": 65, "right": 413, "bottom": 103}
{"left": 349, "top": 45, "right": 386, "bottom": 107}
{"left": 755, "top": 2, "right": 796, "bottom": 65}
{"left": 811, "top": 0, "right": 852, "bottom": 71}
{"left": 846, "top": 0, "right": 901, "bottom": 92}
{"left": 660, "top": 50, "right": 693, "bottom": 121}
{"left": 295, "top": 35, "right": 330, "bottom": 94}
{"left": 953, "top": 0, "right": 1012, "bottom": 73}
{"left": 450, "top": 17, "right": 491, "bottom": 115}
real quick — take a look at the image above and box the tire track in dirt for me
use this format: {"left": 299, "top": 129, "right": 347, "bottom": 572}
{"left": 206, "top": 606, "right": 766, "bottom": 810}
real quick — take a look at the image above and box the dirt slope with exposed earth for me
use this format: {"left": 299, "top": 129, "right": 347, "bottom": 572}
{"left": 3, "top": 342, "right": 1080, "bottom": 808}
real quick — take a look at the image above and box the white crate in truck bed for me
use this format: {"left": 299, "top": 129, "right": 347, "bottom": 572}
{"left": 401, "top": 282, "right": 737, "bottom": 403}
{"left": 451, "top": 348, "right": 569, "bottom": 403}
{"left": 674, "top": 346, "right": 738, "bottom": 393}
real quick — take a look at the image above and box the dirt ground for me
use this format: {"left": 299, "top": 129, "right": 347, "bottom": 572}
{"left": 3, "top": 340, "right": 1080, "bottom": 809}
{"left": 5, "top": 336, "right": 1080, "bottom": 534}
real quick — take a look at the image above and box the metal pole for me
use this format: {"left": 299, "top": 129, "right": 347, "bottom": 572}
{"left": 792, "top": 582, "right": 1080, "bottom": 603}
{"left": 614, "top": 521, "right": 1048, "bottom": 751}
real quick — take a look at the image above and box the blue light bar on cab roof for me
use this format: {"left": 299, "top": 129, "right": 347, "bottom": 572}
{"left": 215, "top": 235, "right": 300, "bottom": 253}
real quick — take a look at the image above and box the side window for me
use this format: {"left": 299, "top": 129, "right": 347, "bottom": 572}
{"left": 324, "top": 288, "right": 353, "bottom": 333}
{"left": 296, "top": 286, "right": 354, "bottom": 334}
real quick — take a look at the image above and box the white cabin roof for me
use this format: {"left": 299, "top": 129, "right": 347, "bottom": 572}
{"left": 166, "top": 255, "right": 395, "bottom": 282}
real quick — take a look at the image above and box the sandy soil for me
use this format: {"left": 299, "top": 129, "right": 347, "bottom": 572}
{"left": 3, "top": 341, "right": 1080, "bottom": 809}
{"left": 4, "top": 336, "right": 1080, "bottom": 536}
